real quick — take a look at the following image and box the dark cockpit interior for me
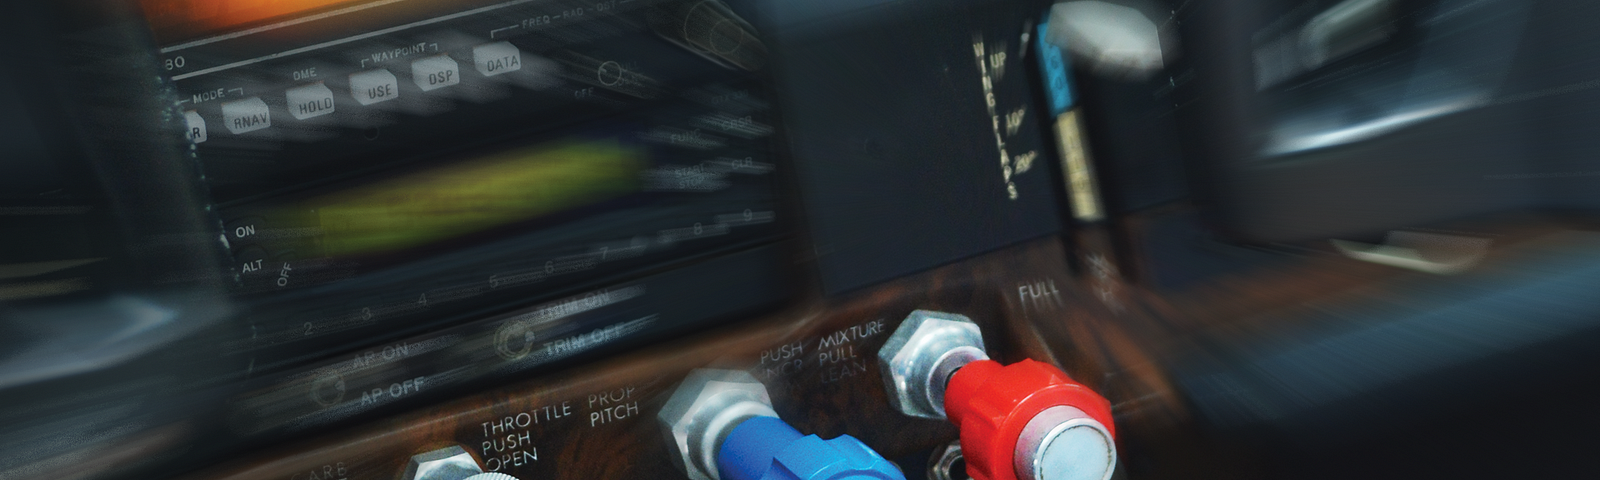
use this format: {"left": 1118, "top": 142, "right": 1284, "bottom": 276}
{"left": 6, "top": 1, "right": 1600, "bottom": 479}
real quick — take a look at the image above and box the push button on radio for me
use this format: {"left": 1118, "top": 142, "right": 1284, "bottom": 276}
{"left": 183, "top": 110, "right": 206, "bottom": 143}
{"left": 350, "top": 69, "right": 400, "bottom": 106}
{"left": 221, "top": 97, "right": 271, "bottom": 134}
{"left": 474, "top": 42, "right": 521, "bottom": 77}
{"left": 413, "top": 54, "right": 461, "bottom": 91}
{"left": 286, "top": 82, "right": 336, "bottom": 120}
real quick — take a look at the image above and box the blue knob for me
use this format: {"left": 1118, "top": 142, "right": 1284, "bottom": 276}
{"left": 716, "top": 416, "right": 905, "bottom": 480}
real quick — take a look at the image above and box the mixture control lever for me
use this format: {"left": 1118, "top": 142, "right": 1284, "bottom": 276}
{"left": 878, "top": 310, "right": 1116, "bottom": 480}
{"left": 659, "top": 369, "right": 904, "bottom": 480}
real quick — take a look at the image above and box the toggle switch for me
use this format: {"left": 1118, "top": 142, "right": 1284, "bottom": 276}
{"left": 658, "top": 369, "right": 904, "bottom": 480}
{"left": 878, "top": 311, "right": 1116, "bottom": 480}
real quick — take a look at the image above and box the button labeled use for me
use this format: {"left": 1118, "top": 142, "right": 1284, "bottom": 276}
{"left": 349, "top": 69, "right": 400, "bottom": 105}
{"left": 286, "top": 82, "right": 336, "bottom": 120}
{"left": 183, "top": 110, "right": 207, "bottom": 143}
{"left": 221, "top": 97, "right": 271, "bottom": 134}
{"left": 474, "top": 42, "right": 521, "bottom": 77}
{"left": 412, "top": 54, "right": 460, "bottom": 91}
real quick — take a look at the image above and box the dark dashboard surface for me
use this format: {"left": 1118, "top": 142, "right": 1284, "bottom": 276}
{"left": 6, "top": 1, "right": 1600, "bottom": 480}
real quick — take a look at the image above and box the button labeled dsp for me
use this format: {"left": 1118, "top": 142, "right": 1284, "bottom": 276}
{"left": 412, "top": 54, "right": 461, "bottom": 91}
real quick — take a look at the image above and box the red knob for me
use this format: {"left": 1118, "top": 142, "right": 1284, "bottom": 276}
{"left": 944, "top": 359, "right": 1116, "bottom": 480}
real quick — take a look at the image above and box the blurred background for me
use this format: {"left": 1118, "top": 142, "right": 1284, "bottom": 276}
{"left": 4, "top": 0, "right": 1600, "bottom": 479}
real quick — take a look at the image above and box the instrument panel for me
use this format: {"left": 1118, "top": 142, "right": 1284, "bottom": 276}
{"left": 8, "top": 0, "right": 1600, "bottom": 480}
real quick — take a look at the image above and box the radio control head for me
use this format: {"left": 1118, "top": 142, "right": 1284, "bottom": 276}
{"left": 402, "top": 445, "right": 483, "bottom": 480}
{"left": 658, "top": 369, "right": 779, "bottom": 480}
{"left": 877, "top": 310, "right": 990, "bottom": 420}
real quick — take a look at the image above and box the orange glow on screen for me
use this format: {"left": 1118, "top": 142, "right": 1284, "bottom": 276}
{"left": 141, "top": 0, "right": 370, "bottom": 39}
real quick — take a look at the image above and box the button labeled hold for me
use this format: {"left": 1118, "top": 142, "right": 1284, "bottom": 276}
{"left": 221, "top": 97, "right": 271, "bottom": 135}
{"left": 350, "top": 69, "right": 400, "bottom": 106}
{"left": 412, "top": 54, "right": 460, "bottom": 91}
{"left": 286, "top": 82, "right": 336, "bottom": 120}
{"left": 474, "top": 42, "right": 521, "bottom": 77}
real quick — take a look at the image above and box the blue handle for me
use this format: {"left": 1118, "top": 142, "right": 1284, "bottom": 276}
{"left": 716, "top": 416, "right": 905, "bottom": 480}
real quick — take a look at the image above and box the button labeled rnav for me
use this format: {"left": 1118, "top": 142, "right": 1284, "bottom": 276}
{"left": 349, "top": 69, "right": 400, "bottom": 105}
{"left": 474, "top": 42, "right": 521, "bottom": 77}
{"left": 183, "top": 110, "right": 207, "bottom": 143}
{"left": 221, "top": 97, "right": 271, "bottom": 135}
{"left": 412, "top": 54, "right": 460, "bottom": 91}
{"left": 286, "top": 82, "right": 336, "bottom": 120}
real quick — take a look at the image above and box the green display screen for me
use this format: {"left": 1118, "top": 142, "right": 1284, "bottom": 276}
{"left": 311, "top": 141, "right": 643, "bottom": 257}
